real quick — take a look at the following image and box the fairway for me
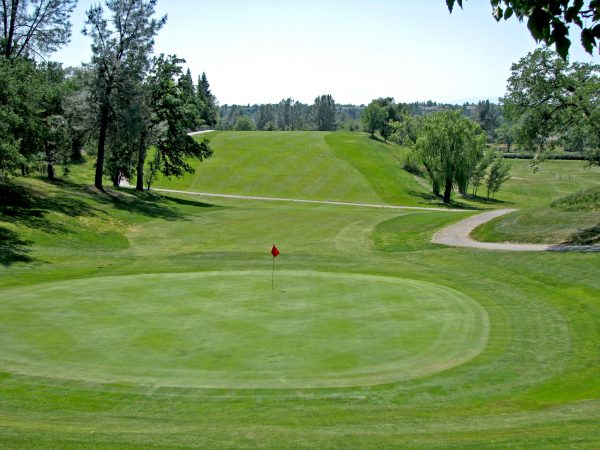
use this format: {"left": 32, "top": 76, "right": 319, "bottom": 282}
{"left": 0, "top": 271, "right": 488, "bottom": 389}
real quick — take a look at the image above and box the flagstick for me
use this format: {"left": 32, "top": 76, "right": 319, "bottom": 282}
{"left": 272, "top": 255, "right": 275, "bottom": 290}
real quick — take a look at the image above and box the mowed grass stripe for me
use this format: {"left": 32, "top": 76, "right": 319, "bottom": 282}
{"left": 155, "top": 131, "right": 387, "bottom": 204}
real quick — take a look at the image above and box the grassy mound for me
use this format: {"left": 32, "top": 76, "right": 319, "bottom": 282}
{"left": 551, "top": 186, "right": 600, "bottom": 211}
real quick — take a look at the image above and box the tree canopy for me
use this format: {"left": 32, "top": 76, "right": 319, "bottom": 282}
{"left": 502, "top": 47, "right": 600, "bottom": 163}
{"left": 447, "top": 0, "right": 600, "bottom": 58}
{"left": 1, "top": 0, "right": 77, "bottom": 59}
{"left": 413, "top": 110, "right": 486, "bottom": 203}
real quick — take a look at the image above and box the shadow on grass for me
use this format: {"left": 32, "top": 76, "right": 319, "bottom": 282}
{"left": 0, "top": 181, "right": 89, "bottom": 234}
{"left": 562, "top": 223, "right": 600, "bottom": 245}
{"left": 158, "top": 194, "right": 216, "bottom": 209}
{"left": 461, "top": 194, "right": 514, "bottom": 206}
{"left": 0, "top": 226, "right": 33, "bottom": 266}
{"left": 368, "top": 135, "right": 390, "bottom": 145}
{"left": 54, "top": 179, "right": 205, "bottom": 222}
{"left": 406, "top": 190, "right": 484, "bottom": 210}
{"left": 0, "top": 179, "right": 217, "bottom": 266}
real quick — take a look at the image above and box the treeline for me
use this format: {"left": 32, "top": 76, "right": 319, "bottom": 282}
{"left": 0, "top": 0, "right": 218, "bottom": 191}
{"left": 218, "top": 95, "right": 348, "bottom": 131}
{"left": 216, "top": 99, "right": 484, "bottom": 132}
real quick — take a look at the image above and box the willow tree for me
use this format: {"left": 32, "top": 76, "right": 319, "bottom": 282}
{"left": 414, "top": 110, "right": 486, "bottom": 203}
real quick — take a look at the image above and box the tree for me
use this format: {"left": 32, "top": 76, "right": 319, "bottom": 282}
{"left": 39, "top": 61, "right": 71, "bottom": 181}
{"left": 84, "top": 0, "right": 166, "bottom": 191}
{"left": 1, "top": 0, "right": 77, "bottom": 59}
{"left": 446, "top": 1, "right": 600, "bottom": 58}
{"left": 146, "top": 54, "right": 212, "bottom": 181}
{"left": 62, "top": 66, "right": 95, "bottom": 161}
{"left": 233, "top": 116, "right": 254, "bottom": 131}
{"left": 495, "top": 120, "right": 518, "bottom": 152}
{"left": 413, "top": 110, "right": 486, "bottom": 203}
{"left": 485, "top": 155, "right": 512, "bottom": 198}
{"left": 470, "top": 150, "right": 495, "bottom": 196}
{"left": 313, "top": 94, "right": 336, "bottom": 131}
{"left": 475, "top": 100, "right": 501, "bottom": 140}
{"left": 197, "top": 72, "right": 218, "bottom": 126}
{"left": 361, "top": 101, "right": 387, "bottom": 137}
{"left": 256, "top": 104, "right": 274, "bottom": 130}
{"left": 502, "top": 48, "right": 600, "bottom": 164}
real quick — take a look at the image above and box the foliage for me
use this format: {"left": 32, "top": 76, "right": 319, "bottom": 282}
{"left": 144, "top": 150, "right": 160, "bottom": 190}
{"left": 413, "top": 110, "right": 486, "bottom": 202}
{"left": 389, "top": 115, "right": 423, "bottom": 147}
{"left": 0, "top": 0, "right": 77, "bottom": 59}
{"left": 475, "top": 100, "right": 501, "bottom": 140}
{"left": 313, "top": 94, "right": 336, "bottom": 131}
{"left": 470, "top": 150, "right": 495, "bottom": 196}
{"left": 495, "top": 120, "right": 518, "bottom": 152}
{"left": 149, "top": 54, "right": 213, "bottom": 178}
{"left": 485, "top": 154, "right": 512, "bottom": 198}
{"left": 233, "top": 116, "right": 254, "bottom": 131}
{"left": 362, "top": 98, "right": 408, "bottom": 141}
{"left": 0, "top": 57, "right": 73, "bottom": 180}
{"left": 197, "top": 72, "right": 218, "bottom": 126}
{"left": 361, "top": 101, "right": 387, "bottom": 136}
{"left": 502, "top": 48, "right": 600, "bottom": 165}
{"left": 447, "top": 0, "right": 600, "bottom": 58}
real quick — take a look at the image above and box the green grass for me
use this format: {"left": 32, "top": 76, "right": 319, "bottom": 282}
{"left": 1, "top": 131, "right": 599, "bottom": 448}
{"left": 0, "top": 271, "right": 487, "bottom": 389}
{"left": 152, "top": 131, "right": 432, "bottom": 206}
{"left": 472, "top": 161, "right": 600, "bottom": 244}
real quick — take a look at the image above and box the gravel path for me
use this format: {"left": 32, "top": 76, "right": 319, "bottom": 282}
{"left": 432, "top": 208, "right": 600, "bottom": 252}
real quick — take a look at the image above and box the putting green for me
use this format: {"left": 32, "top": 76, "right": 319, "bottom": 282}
{"left": 0, "top": 271, "right": 489, "bottom": 389}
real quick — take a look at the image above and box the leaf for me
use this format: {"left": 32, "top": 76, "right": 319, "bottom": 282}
{"left": 446, "top": 0, "right": 455, "bottom": 12}
{"left": 504, "top": 6, "right": 514, "bottom": 20}
{"left": 581, "top": 28, "right": 595, "bottom": 54}
{"left": 493, "top": 5, "right": 503, "bottom": 21}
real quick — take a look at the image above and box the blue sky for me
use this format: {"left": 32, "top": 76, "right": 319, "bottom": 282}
{"left": 53, "top": 0, "right": 598, "bottom": 105}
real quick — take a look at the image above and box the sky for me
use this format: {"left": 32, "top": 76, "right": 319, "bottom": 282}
{"left": 53, "top": 0, "right": 599, "bottom": 106}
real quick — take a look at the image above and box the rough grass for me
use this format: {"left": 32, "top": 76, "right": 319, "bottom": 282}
{"left": 1, "top": 132, "right": 599, "bottom": 448}
{"left": 551, "top": 186, "right": 600, "bottom": 211}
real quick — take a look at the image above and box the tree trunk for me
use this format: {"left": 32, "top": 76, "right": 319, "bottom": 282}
{"left": 71, "top": 136, "right": 83, "bottom": 161}
{"left": 95, "top": 101, "right": 109, "bottom": 191}
{"left": 443, "top": 176, "right": 453, "bottom": 203}
{"left": 47, "top": 163, "right": 54, "bottom": 181}
{"left": 136, "top": 139, "right": 146, "bottom": 191}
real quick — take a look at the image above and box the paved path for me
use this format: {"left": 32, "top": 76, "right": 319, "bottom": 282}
{"left": 148, "top": 187, "right": 468, "bottom": 212}
{"left": 432, "top": 208, "right": 600, "bottom": 252}
{"left": 187, "top": 129, "right": 215, "bottom": 136}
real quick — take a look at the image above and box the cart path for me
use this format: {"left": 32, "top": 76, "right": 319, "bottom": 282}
{"left": 432, "top": 208, "right": 600, "bottom": 252}
{"left": 147, "top": 186, "right": 469, "bottom": 212}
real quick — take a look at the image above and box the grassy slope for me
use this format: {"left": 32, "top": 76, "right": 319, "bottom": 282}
{"left": 153, "top": 131, "right": 431, "bottom": 207}
{"left": 0, "top": 132, "right": 599, "bottom": 448}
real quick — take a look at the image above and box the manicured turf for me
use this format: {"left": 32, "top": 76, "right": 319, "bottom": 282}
{"left": 1, "top": 132, "right": 599, "bottom": 448}
{"left": 0, "top": 271, "right": 487, "bottom": 389}
{"left": 153, "top": 131, "right": 430, "bottom": 206}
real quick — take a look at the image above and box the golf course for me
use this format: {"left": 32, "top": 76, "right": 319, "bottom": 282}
{"left": 1, "top": 131, "right": 599, "bottom": 448}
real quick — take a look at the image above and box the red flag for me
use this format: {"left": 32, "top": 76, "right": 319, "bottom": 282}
{"left": 271, "top": 244, "right": 280, "bottom": 258}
